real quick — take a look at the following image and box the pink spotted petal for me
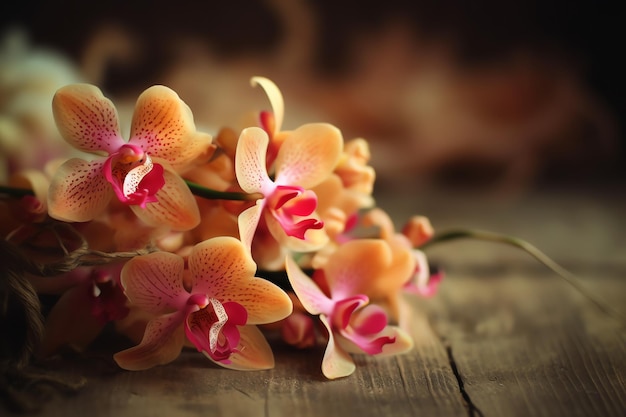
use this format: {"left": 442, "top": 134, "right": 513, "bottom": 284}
{"left": 285, "top": 255, "right": 333, "bottom": 316}
{"left": 211, "top": 325, "right": 275, "bottom": 371}
{"left": 274, "top": 123, "right": 343, "bottom": 190}
{"left": 319, "top": 314, "right": 356, "bottom": 379}
{"left": 189, "top": 237, "right": 293, "bottom": 324}
{"left": 130, "top": 162, "right": 200, "bottom": 231}
{"left": 52, "top": 84, "right": 125, "bottom": 154}
{"left": 251, "top": 76, "right": 284, "bottom": 134}
{"left": 120, "top": 251, "right": 189, "bottom": 314}
{"left": 235, "top": 127, "right": 274, "bottom": 195}
{"left": 47, "top": 158, "right": 113, "bottom": 222}
{"left": 129, "top": 85, "right": 213, "bottom": 172}
{"left": 113, "top": 312, "right": 186, "bottom": 370}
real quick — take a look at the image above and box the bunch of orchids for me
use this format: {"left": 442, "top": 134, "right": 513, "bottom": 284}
{"left": 1, "top": 77, "right": 442, "bottom": 379}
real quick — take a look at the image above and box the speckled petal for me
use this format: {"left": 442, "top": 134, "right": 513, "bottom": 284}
{"left": 251, "top": 76, "right": 284, "bottom": 134}
{"left": 52, "top": 84, "right": 125, "bottom": 154}
{"left": 131, "top": 162, "right": 200, "bottom": 231}
{"left": 209, "top": 325, "right": 275, "bottom": 371}
{"left": 129, "top": 85, "right": 212, "bottom": 171}
{"left": 274, "top": 123, "right": 343, "bottom": 190}
{"left": 120, "top": 251, "right": 189, "bottom": 314}
{"left": 113, "top": 312, "right": 186, "bottom": 371}
{"left": 189, "top": 236, "right": 292, "bottom": 324}
{"left": 319, "top": 314, "right": 356, "bottom": 379}
{"left": 47, "top": 158, "right": 113, "bottom": 222}
{"left": 235, "top": 127, "right": 273, "bottom": 194}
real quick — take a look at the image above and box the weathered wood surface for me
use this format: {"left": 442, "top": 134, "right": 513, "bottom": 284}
{"left": 4, "top": 187, "right": 625, "bottom": 417}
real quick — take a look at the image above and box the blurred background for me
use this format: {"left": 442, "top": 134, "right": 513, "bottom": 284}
{"left": 1, "top": 0, "right": 624, "bottom": 197}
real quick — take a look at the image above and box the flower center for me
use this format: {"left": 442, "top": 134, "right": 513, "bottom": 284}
{"left": 185, "top": 297, "right": 248, "bottom": 363}
{"left": 103, "top": 144, "right": 165, "bottom": 208}
{"left": 268, "top": 185, "right": 323, "bottom": 239}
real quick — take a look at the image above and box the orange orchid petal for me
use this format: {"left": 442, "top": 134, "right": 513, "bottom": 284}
{"left": 323, "top": 239, "right": 394, "bottom": 298}
{"left": 237, "top": 202, "right": 264, "bottom": 252}
{"left": 210, "top": 325, "right": 275, "bottom": 371}
{"left": 319, "top": 314, "right": 356, "bottom": 379}
{"left": 113, "top": 312, "right": 185, "bottom": 371}
{"left": 251, "top": 76, "right": 284, "bottom": 134}
{"left": 129, "top": 85, "right": 212, "bottom": 172}
{"left": 38, "top": 285, "right": 104, "bottom": 358}
{"left": 189, "top": 237, "right": 292, "bottom": 324}
{"left": 52, "top": 84, "right": 124, "bottom": 154}
{"left": 235, "top": 127, "right": 272, "bottom": 194}
{"left": 120, "top": 252, "right": 188, "bottom": 314}
{"left": 274, "top": 123, "right": 343, "bottom": 190}
{"left": 131, "top": 162, "right": 200, "bottom": 231}
{"left": 47, "top": 158, "right": 113, "bottom": 222}
{"left": 10, "top": 169, "right": 49, "bottom": 207}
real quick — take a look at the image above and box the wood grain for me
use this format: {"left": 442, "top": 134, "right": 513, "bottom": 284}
{"left": 3, "top": 188, "right": 625, "bottom": 416}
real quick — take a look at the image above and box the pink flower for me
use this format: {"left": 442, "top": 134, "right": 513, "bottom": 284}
{"left": 235, "top": 124, "right": 343, "bottom": 256}
{"left": 37, "top": 265, "right": 129, "bottom": 357}
{"left": 286, "top": 239, "right": 414, "bottom": 379}
{"left": 47, "top": 83, "right": 213, "bottom": 231}
{"left": 114, "top": 236, "right": 292, "bottom": 371}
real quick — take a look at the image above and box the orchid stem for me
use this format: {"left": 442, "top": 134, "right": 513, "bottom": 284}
{"left": 0, "top": 185, "right": 34, "bottom": 198}
{"left": 185, "top": 181, "right": 261, "bottom": 201}
{"left": 423, "top": 229, "right": 625, "bottom": 324}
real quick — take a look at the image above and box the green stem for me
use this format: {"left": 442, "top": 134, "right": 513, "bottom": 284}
{"left": 185, "top": 181, "right": 262, "bottom": 201}
{"left": 0, "top": 185, "right": 34, "bottom": 198}
{"left": 1, "top": 182, "right": 262, "bottom": 202}
{"left": 423, "top": 229, "right": 625, "bottom": 324}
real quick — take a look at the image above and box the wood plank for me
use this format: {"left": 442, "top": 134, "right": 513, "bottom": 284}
{"left": 4, "top": 299, "right": 468, "bottom": 417}
{"left": 420, "top": 265, "right": 626, "bottom": 417}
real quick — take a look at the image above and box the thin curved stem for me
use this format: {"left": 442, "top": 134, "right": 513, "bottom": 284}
{"left": 0, "top": 183, "right": 261, "bottom": 202}
{"left": 422, "top": 229, "right": 625, "bottom": 325}
{"left": 185, "top": 181, "right": 262, "bottom": 201}
{"left": 0, "top": 185, "right": 34, "bottom": 198}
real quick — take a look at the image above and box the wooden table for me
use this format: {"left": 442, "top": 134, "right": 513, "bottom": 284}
{"left": 3, "top": 186, "right": 625, "bottom": 417}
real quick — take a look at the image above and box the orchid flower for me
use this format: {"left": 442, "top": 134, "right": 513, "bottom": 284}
{"left": 47, "top": 83, "right": 213, "bottom": 231}
{"left": 286, "top": 239, "right": 414, "bottom": 379}
{"left": 250, "top": 76, "right": 285, "bottom": 167}
{"left": 235, "top": 124, "right": 343, "bottom": 260}
{"left": 36, "top": 264, "right": 129, "bottom": 358}
{"left": 363, "top": 208, "right": 441, "bottom": 298}
{"left": 114, "top": 236, "right": 292, "bottom": 371}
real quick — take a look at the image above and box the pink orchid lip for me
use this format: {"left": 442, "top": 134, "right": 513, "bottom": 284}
{"left": 184, "top": 298, "right": 248, "bottom": 363}
{"left": 103, "top": 144, "right": 165, "bottom": 208}
{"left": 269, "top": 185, "right": 324, "bottom": 239}
{"left": 330, "top": 296, "right": 396, "bottom": 355}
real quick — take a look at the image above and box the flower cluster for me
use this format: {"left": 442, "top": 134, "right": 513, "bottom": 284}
{"left": 1, "top": 76, "right": 441, "bottom": 379}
